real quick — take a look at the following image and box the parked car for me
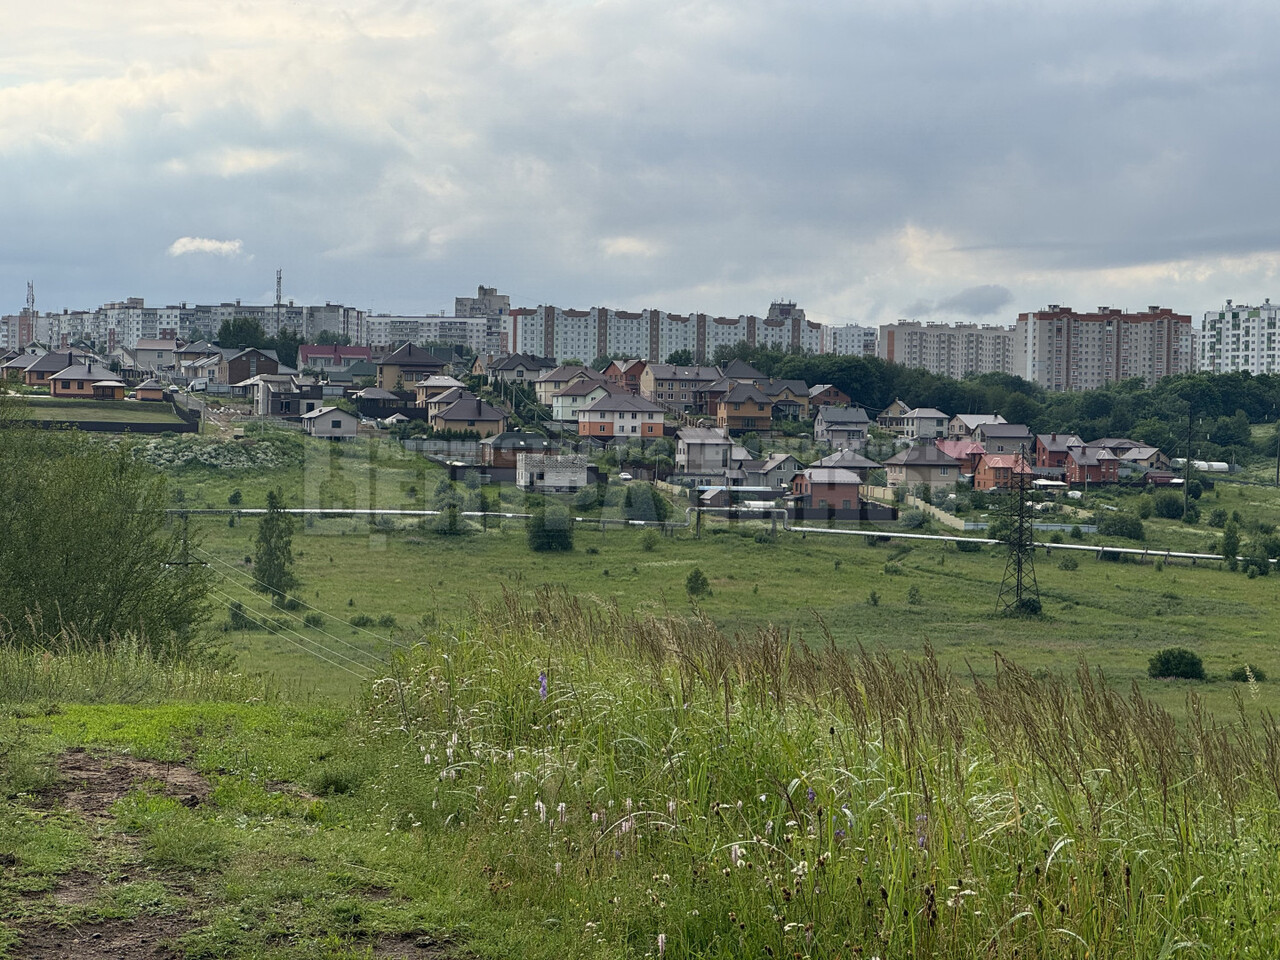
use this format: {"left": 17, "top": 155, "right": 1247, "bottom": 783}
{"left": 618, "top": 472, "right": 633, "bottom": 482}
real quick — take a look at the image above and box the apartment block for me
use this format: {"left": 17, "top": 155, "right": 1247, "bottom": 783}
{"left": 1200, "top": 299, "right": 1280, "bottom": 374}
{"left": 1015, "top": 305, "right": 1193, "bottom": 391}
{"left": 824, "top": 323, "right": 878, "bottom": 356}
{"left": 877, "top": 321, "right": 1015, "bottom": 378}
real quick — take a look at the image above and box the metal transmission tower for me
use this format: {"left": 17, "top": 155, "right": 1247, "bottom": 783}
{"left": 275, "top": 269, "right": 282, "bottom": 335}
{"left": 995, "top": 448, "right": 1041, "bottom": 616}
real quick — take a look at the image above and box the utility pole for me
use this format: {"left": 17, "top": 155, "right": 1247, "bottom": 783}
{"left": 1184, "top": 406, "right": 1193, "bottom": 520}
{"left": 996, "top": 446, "right": 1040, "bottom": 616}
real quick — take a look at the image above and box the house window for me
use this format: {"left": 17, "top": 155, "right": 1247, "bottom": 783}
{"left": 61, "top": 380, "right": 70, "bottom": 389}
{"left": 77, "top": 381, "right": 85, "bottom": 389}
{"left": 842, "top": 500, "right": 851, "bottom": 509}
{"left": 331, "top": 419, "right": 342, "bottom": 429}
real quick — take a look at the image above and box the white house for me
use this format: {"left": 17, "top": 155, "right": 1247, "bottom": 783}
{"left": 300, "top": 406, "right": 358, "bottom": 440}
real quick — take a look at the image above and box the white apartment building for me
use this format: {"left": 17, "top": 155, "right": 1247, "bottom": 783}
{"left": 499, "top": 300, "right": 823, "bottom": 364}
{"left": 824, "top": 323, "right": 878, "bottom": 356}
{"left": 877, "top": 321, "right": 1016, "bottom": 378}
{"left": 362, "top": 315, "right": 489, "bottom": 353}
{"left": 1014, "top": 305, "right": 1193, "bottom": 390}
{"left": 1200, "top": 300, "right": 1280, "bottom": 374}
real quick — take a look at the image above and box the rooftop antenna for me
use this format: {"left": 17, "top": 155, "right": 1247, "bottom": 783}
{"left": 996, "top": 444, "right": 1041, "bottom": 617}
{"left": 275, "top": 269, "right": 282, "bottom": 335}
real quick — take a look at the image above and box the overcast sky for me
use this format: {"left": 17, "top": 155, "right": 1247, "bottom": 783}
{"left": 5, "top": 0, "right": 1280, "bottom": 328}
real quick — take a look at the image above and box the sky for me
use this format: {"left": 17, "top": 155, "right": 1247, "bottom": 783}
{"left": 5, "top": 0, "right": 1280, "bottom": 328}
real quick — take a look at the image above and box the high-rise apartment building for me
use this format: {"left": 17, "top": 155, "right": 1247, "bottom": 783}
{"left": 824, "top": 323, "right": 878, "bottom": 357}
{"left": 1015, "top": 305, "right": 1193, "bottom": 390}
{"left": 877, "top": 321, "right": 1016, "bottom": 378}
{"left": 1200, "top": 300, "right": 1280, "bottom": 374}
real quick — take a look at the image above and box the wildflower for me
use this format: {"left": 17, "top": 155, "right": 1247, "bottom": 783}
{"left": 539, "top": 672, "right": 548, "bottom": 700}
{"left": 731, "top": 843, "right": 743, "bottom": 866}
{"left": 535, "top": 800, "right": 546, "bottom": 823}
{"left": 807, "top": 787, "right": 816, "bottom": 804}
{"left": 555, "top": 862, "right": 562, "bottom": 876}
{"left": 657, "top": 933, "right": 666, "bottom": 956}
{"left": 558, "top": 802, "right": 567, "bottom": 823}
{"left": 667, "top": 799, "right": 677, "bottom": 817}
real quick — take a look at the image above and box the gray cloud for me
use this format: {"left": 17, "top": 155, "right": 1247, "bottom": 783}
{"left": 4, "top": 1, "right": 1280, "bottom": 322}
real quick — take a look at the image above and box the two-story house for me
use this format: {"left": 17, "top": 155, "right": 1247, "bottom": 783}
{"left": 814, "top": 407, "right": 871, "bottom": 450}
{"left": 716, "top": 382, "right": 772, "bottom": 434}
{"left": 577, "top": 394, "right": 664, "bottom": 438}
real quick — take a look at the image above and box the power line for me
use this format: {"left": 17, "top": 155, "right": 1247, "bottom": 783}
{"left": 199, "top": 558, "right": 393, "bottom": 669}
{"left": 205, "top": 585, "right": 373, "bottom": 682}
{"left": 190, "top": 544, "right": 405, "bottom": 651}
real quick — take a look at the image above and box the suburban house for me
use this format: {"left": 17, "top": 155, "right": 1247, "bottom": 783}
{"left": 876, "top": 399, "right": 912, "bottom": 436}
{"left": 721, "top": 358, "right": 766, "bottom": 384}
{"left": 516, "top": 453, "right": 595, "bottom": 493}
{"left": 935, "top": 439, "right": 986, "bottom": 475}
{"left": 903, "top": 407, "right": 949, "bottom": 441}
{"left": 972, "top": 422, "right": 1033, "bottom": 454}
{"left": 486, "top": 353, "right": 556, "bottom": 383}
{"left": 948, "top": 413, "right": 1006, "bottom": 440}
{"left": 24, "top": 351, "right": 98, "bottom": 388}
{"left": 577, "top": 394, "right": 664, "bottom": 439}
{"left": 133, "top": 378, "right": 167, "bottom": 402}
{"left": 432, "top": 396, "right": 506, "bottom": 437}
{"left": 423, "top": 386, "right": 476, "bottom": 419}
{"left": 1035, "top": 433, "right": 1086, "bottom": 469}
{"left": 219, "top": 347, "right": 280, "bottom": 386}
{"left": 676, "top": 426, "right": 733, "bottom": 474}
{"left": 751, "top": 452, "right": 803, "bottom": 491}
{"left": 814, "top": 406, "right": 871, "bottom": 450}
{"left": 551, "top": 379, "right": 615, "bottom": 422}
{"left": 413, "top": 375, "right": 466, "bottom": 406}
{"left": 377, "top": 343, "right": 446, "bottom": 390}
{"left": 481, "top": 432, "right": 561, "bottom": 469}
{"left": 602, "top": 359, "right": 646, "bottom": 394}
{"left": 1067, "top": 447, "right": 1120, "bottom": 485}
{"left": 298, "top": 344, "right": 373, "bottom": 373}
{"left": 762, "top": 380, "right": 810, "bottom": 420}
{"left": 973, "top": 453, "right": 1034, "bottom": 492}
{"left": 791, "top": 467, "right": 863, "bottom": 511}
{"left": 174, "top": 340, "right": 221, "bottom": 375}
{"left": 300, "top": 406, "right": 359, "bottom": 440}
{"left": 49, "top": 363, "right": 126, "bottom": 399}
{"left": 1090, "top": 438, "right": 1170, "bottom": 471}
{"left": 134, "top": 339, "right": 180, "bottom": 372}
{"left": 243, "top": 375, "right": 324, "bottom": 417}
{"left": 808, "top": 384, "right": 851, "bottom": 408}
{"left": 639, "top": 363, "right": 721, "bottom": 413}
{"left": 883, "top": 445, "right": 960, "bottom": 489}
{"left": 716, "top": 382, "right": 772, "bottom": 433}
{"left": 535, "top": 365, "right": 606, "bottom": 405}
{"left": 2, "top": 352, "right": 39, "bottom": 381}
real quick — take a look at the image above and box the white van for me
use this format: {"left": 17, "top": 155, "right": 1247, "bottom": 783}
{"left": 188, "top": 378, "right": 208, "bottom": 392}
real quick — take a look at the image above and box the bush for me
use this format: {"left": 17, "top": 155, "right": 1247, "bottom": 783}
{"left": 1058, "top": 555, "right": 1078, "bottom": 571}
{"left": 228, "top": 489, "right": 243, "bottom": 506}
{"left": 1153, "top": 491, "right": 1184, "bottom": 520}
{"left": 1228, "top": 664, "right": 1267, "bottom": 683}
{"left": 955, "top": 539, "right": 983, "bottom": 553}
{"left": 527, "top": 504, "right": 574, "bottom": 552}
{"left": 1148, "top": 647, "right": 1205, "bottom": 681}
{"left": 685, "top": 567, "right": 710, "bottom": 597}
{"left": 1070, "top": 524, "right": 1084, "bottom": 540}
{"left": 1209, "top": 508, "right": 1228, "bottom": 528}
{"left": 1097, "top": 513, "right": 1145, "bottom": 541}
{"left": 349, "top": 614, "right": 376, "bottom": 627}
{"left": 907, "top": 585, "right": 922, "bottom": 605}
{"left": 303, "top": 612, "right": 325, "bottom": 628}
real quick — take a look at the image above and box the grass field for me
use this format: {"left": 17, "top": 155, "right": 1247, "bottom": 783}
{"left": 19, "top": 396, "right": 186, "bottom": 424}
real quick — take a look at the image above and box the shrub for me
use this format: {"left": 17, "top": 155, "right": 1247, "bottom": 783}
{"left": 1070, "top": 524, "right": 1084, "bottom": 540}
{"left": 753, "top": 530, "right": 776, "bottom": 545}
{"left": 685, "top": 567, "right": 710, "bottom": 597}
{"left": 1209, "top": 507, "right": 1228, "bottom": 528}
{"left": 226, "top": 601, "right": 254, "bottom": 631}
{"left": 303, "top": 612, "right": 325, "bottom": 628}
{"left": 1098, "top": 513, "right": 1145, "bottom": 541}
{"left": 883, "top": 561, "right": 903, "bottom": 576}
{"left": 349, "top": 614, "right": 376, "bottom": 627}
{"left": 1153, "top": 491, "right": 1184, "bottom": 520}
{"left": 527, "top": 504, "right": 574, "bottom": 552}
{"left": 867, "top": 590, "right": 880, "bottom": 606}
{"left": 955, "top": 539, "right": 983, "bottom": 553}
{"left": 907, "top": 585, "right": 922, "bottom": 605}
{"left": 1228, "top": 664, "right": 1267, "bottom": 683}
{"left": 1148, "top": 647, "right": 1205, "bottom": 681}
{"left": 1058, "top": 555, "right": 1078, "bottom": 571}
{"left": 228, "top": 489, "right": 243, "bottom": 506}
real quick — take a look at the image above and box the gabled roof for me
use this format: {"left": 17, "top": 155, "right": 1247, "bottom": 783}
{"left": 381, "top": 343, "right": 445, "bottom": 368}
{"left": 428, "top": 386, "right": 475, "bottom": 406}
{"left": 225, "top": 347, "right": 280, "bottom": 363}
{"left": 352, "top": 387, "right": 402, "bottom": 400}
{"left": 817, "top": 406, "right": 871, "bottom": 424}
{"left": 801, "top": 467, "right": 863, "bottom": 486}
{"left": 300, "top": 405, "right": 356, "bottom": 421}
{"left": 49, "top": 364, "right": 116, "bottom": 383}
{"left": 812, "top": 450, "right": 880, "bottom": 470}
{"left": 416, "top": 374, "right": 465, "bottom": 390}
{"left": 808, "top": 383, "right": 845, "bottom": 398}
{"left": 555, "top": 379, "right": 614, "bottom": 398}
{"left": 135, "top": 378, "right": 165, "bottom": 390}
{"left": 977, "top": 422, "right": 1032, "bottom": 438}
{"left": 645, "top": 364, "right": 721, "bottom": 381}
{"left": 761, "top": 379, "right": 808, "bottom": 398}
{"left": 1036, "top": 433, "right": 1085, "bottom": 453}
{"left": 883, "top": 445, "right": 960, "bottom": 467}
{"left": 580, "top": 394, "right": 664, "bottom": 414}
{"left": 722, "top": 358, "right": 764, "bottom": 380}
{"left": 298, "top": 344, "right": 373, "bottom": 364}
{"left": 489, "top": 352, "right": 555, "bottom": 372}
{"left": 952, "top": 413, "right": 1006, "bottom": 430}
{"left": 721, "top": 382, "right": 770, "bottom": 404}
{"left": 539, "top": 364, "right": 605, "bottom": 383}
{"left": 759, "top": 453, "right": 800, "bottom": 473}
{"left": 980, "top": 454, "right": 1032, "bottom": 471}
{"left": 176, "top": 340, "right": 219, "bottom": 356}
{"left": 135, "top": 338, "right": 178, "bottom": 351}
{"left": 906, "top": 407, "right": 948, "bottom": 419}
{"left": 436, "top": 396, "right": 505, "bottom": 422}
{"left": 935, "top": 439, "right": 985, "bottom": 460}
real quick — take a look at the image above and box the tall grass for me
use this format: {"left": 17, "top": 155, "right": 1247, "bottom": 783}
{"left": 0, "top": 633, "right": 276, "bottom": 706}
{"left": 364, "top": 586, "right": 1280, "bottom": 958}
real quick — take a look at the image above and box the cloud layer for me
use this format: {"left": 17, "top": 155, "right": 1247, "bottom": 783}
{"left": 5, "top": 1, "right": 1280, "bottom": 323}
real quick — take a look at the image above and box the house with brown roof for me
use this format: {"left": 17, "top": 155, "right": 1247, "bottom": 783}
{"left": 432, "top": 396, "right": 506, "bottom": 437}
{"left": 1066, "top": 447, "right": 1120, "bottom": 486}
{"left": 535, "top": 365, "right": 606, "bottom": 405}
{"left": 883, "top": 445, "right": 960, "bottom": 489}
{"left": 377, "top": 343, "right": 445, "bottom": 390}
{"left": 808, "top": 384, "right": 850, "bottom": 408}
{"left": 877, "top": 398, "right": 912, "bottom": 436}
{"left": 935, "top": 439, "right": 986, "bottom": 475}
{"left": 715, "top": 382, "right": 772, "bottom": 433}
{"left": 639, "top": 363, "right": 721, "bottom": 413}
{"left": 602, "top": 359, "right": 646, "bottom": 394}
{"left": 49, "top": 362, "right": 126, "bottom": 399}
{"left": 973, "top": 453, "right": 1033, "bottom": 492}
{"left": 298, "top": 344, "right": 373, "bottom": 372}
{"left": 1034, "top": 433, "right": 1086, "bottom": 469}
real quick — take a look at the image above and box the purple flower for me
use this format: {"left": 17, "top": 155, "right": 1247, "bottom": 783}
{"left": 807, "top": 787, "right": 816, "bottom": 803}
{"left": 539, "top": 672, "right": 548, "bottom": 700}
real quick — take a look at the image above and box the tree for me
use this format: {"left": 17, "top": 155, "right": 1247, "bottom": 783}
{"left": 254, "top": 488, "right": 297, "bottom": 601}
{"left": 314, "top": 330, "right": 353, "bottom": 346}
{"left": 1097, "top": 512, "right": 1145, "bottom": 541}
{"left": 1148, "top": 648, "right": 1204, "bottom": 681}
{"left": 0, "top": 432, "right": 211, "bottom": 653}
{"left": 686, "top": 567, "right": 710, "bottom": 597}
{"left": 527, "top": 503, "right": 574, "bottom": 552}
{"left": 1222, "top": 519, "right": 1241, "bottom": 562}
{"left": 665, "top": 349, "right": 694, "bottom": 366}
{"left": 216, "top": 317, "right": 268, "bottom": 351}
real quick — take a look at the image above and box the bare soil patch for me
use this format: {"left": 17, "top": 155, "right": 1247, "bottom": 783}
{"left": 370, "top": 931, "right": 459, "bottom": 958}
{"left": 17, "top": 916, "right": 193, "bottom": 960}
{"left": 55, "top": 748, "right": 210, "bottom": 820}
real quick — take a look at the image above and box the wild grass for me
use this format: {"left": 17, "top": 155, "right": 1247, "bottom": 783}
{"left": 357, "top": 586, "right": 1280, "bottom": 957}
{"left": 0, "top": 634, "right": 277, "bottom": 707}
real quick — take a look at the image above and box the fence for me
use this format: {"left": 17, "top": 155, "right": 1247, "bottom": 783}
{"left": 864, "top": 485, "right": 968, "bottom": 529}
{"left": 402, "top": 438, "right": 481, "bottom": 459}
